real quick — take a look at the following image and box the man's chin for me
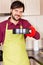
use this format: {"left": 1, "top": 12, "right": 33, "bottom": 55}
{"left": 13, "top": 17, "right": 19, "bottom": 21}
{"left": 12, "top": 15, "right": 20, "bottom": 21}
{"left": 14, "top": 17, "right": 20, "bottom": 21}
{"left": 12, "top": 15, "right": 21, "bottom": 21}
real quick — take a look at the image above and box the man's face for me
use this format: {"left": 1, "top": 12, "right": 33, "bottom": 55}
{"left": 11, "top": 7, "right": 23, "bottom": 21}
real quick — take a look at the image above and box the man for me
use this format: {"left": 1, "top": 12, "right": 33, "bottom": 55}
{"left": 0, "top": 1, "right": 40, "bottom": 65}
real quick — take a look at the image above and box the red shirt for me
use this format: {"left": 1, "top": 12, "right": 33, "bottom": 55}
{"left": 0, "top": 17, "right": 40, "bottom": 44}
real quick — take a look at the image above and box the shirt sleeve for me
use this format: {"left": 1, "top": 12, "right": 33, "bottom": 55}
{"left": 33, "top": 31, "right": 40, "bottom": 40}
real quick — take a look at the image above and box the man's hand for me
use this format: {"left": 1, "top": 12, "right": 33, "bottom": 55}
{"left": 25, "top": 26, "right": 36, "bottom": 37}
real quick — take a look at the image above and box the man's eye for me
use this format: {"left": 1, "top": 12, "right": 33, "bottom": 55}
{"left": 20, "top": 11, "right": 23, "bottom": 13}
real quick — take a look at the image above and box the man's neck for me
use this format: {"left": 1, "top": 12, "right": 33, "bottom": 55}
{"left": 10, "top": 17, "right": 19, "bottom": 25}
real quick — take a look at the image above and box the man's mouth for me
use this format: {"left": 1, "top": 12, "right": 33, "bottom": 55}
{"left": 15, "top": 15, "right": 20, "bottom": 17}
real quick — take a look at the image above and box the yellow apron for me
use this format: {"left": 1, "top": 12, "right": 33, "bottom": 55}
{"left": 3, "top": 24, "right": 30, "bottom": 65}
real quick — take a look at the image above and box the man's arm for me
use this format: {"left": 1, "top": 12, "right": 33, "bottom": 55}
{"left": 33, "top": 31, "right": 40, "bottom": 40}
{"left": 24, "top": 20, "right": 40, "bottom": 40}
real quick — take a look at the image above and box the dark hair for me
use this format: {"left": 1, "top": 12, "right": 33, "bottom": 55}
{"left": 10, "top": 1, "right": 25, "bottom": 12}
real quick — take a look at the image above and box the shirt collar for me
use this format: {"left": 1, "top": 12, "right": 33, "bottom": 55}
{"left": 7, "top": 17, "right": 21, "bottom": 26}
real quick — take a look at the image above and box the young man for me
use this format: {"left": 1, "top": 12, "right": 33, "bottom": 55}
{"left": 0, "top": 1, "right": 40, "bottom": 65}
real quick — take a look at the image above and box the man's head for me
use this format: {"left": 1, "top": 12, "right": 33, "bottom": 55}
{"left": 10, "top": 1, "right": 25, "bottom": 21}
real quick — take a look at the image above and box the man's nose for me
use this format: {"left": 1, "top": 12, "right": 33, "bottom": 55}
{"left": 17, "top": 11, "right": 21, "bottom": 15}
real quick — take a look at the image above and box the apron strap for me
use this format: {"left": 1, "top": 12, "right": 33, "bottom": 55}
{"left": 6, "top": 23, "right": 8, "bottom": 31}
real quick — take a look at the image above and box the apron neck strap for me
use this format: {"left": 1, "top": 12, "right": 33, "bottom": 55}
{"left": 6, "top": 23, "right": 8, "bottom": 30}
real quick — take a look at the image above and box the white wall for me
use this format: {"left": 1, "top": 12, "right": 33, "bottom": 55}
{"left": 0, "top": 0, "right": 11, "bottom": 13}
{"left": 20, "top": 0, "right": 40, "bottom": 15}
